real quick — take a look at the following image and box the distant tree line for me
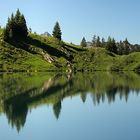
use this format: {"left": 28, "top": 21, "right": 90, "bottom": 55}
{"left": 80, "top": 35, "right": 140, "bottom": 55}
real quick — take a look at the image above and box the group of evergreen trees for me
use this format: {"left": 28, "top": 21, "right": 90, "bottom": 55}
{"left": 106, "top": 37, "right": 117, "bottom": 54}
{"left": 3, "top": 9, "right": 28, "bottom": 41}
{"left": 3, "top": 9, "right": 62, "bottom": 42}
{"left": 80, "top": 35, "right": 140, "bottom": 55}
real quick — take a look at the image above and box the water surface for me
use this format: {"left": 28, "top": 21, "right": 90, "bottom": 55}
{"left": 0, "top": 72, "right": 140, "bottom": 140}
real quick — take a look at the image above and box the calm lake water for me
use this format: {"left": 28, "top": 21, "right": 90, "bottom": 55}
{"left": 0, "top": 72, "right": 140, "bottom": 140}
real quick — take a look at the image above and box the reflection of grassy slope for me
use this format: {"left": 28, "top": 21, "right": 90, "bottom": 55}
{"left": 28, "top": 75, "right": 70, "bottom": 108}
{"left": 0, "top": 73, "right": 67, "bottom": 112}
{"left": 0, "top": 73, "right": 56, "bottom": 100}
{"left": 1, "top": 72, "right": 140, "bottom": 110}
{"left": 71, "top": 72, "right": 140, "bottom": 94}
{"left": 0, "top": 72, "right": 140, "bottom": 128}
{"left": 28, "top": 72, "right": 140, "bottom": 109}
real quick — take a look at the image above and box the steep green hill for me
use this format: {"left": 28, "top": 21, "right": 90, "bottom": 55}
{"left": 0, "top": 29, "right": 72, "bottom": 72}
{"left": 0, "top": 28, "right": 140, "bottom": 72}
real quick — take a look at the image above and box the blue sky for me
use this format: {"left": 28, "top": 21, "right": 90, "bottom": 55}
{"left": 0, "top": 0, "right": 140, "bottom": 44}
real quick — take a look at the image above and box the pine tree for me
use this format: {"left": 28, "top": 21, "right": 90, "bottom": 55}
{"left": 92, "top": 35, "right": 96, "bottom": 47}
{"left": 101, "top": 37, "right": 106, "bottom": 47}
{"left": 80, "top": 37, "right": 87, "bottom": 48}
{"left": 3, "top": 28, "right": 9, "bottom": 41}
{"left": 9, "top": 13, "right": 16, "bottom": 39}
{"left": 52, "top": 22, "right": 62, "bottom": 40}
{"left": 19, "top": 14, "right": 28, "bottom": 37}
{"left": 111, "top": 38, "right": 117, "bottom": 54}
{"left": 106, "top": 36, "right": 112, "bottom": 52}
{"left": 15, "top": 9, "right": 21, "bottom": 26}
{"left": 92, "top": 35, "right": 102, "bottom": 48}
{"left": 123, "top": 38, "right": 130, "bottom": 55}
{"left": 106, "top": 37, "right": 117, "bottom": 54}
{"left": 3, "top": 17, "right": 11, "bottom": 41}
{"left": 117, "top": 41, "right": 123, "bottom": 55}
{"left": 96, "top": 36, "right": 101, "bottom": 47}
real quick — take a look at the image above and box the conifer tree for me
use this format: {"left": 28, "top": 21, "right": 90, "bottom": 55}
{"left": 101, "top": 37, "right": 106, "bottom": 47}
{"left": 80, "top": 37, "right": 87, "bottom": 48}
{"left": 19, "top": 14, "right": 28, "bottom": 37}
{"left": 106, "top": 37, "right": 117, "bottom": 54}
{"left": 123, "top": 38, "right": 130, "bottom": 55}
{"left": 3, "top": 9, "right": 28, "bottom": 41}
{"left": 117, "top": 41, "right": 124, "bottom": 55}
{"left": 92, "top": 35, "right": 97, "bottom": 47}
{"left": 96, "top": 36, "right": 101, "bottom": 47}
{"left": 106, "top": 36, "right": 112, "bottom": 51}
{"left": 52, "top": 22, "right": 62, "bottom": 40}
{"left": 3, "top": 17, "right": 12, "bottom": 41}
{"left": 15, "top": 9, "right": 21, "bottom": 24}
{"left": 112, "top": 38, "right": 117, "bottom": 54}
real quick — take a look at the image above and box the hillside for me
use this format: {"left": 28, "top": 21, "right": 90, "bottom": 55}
{"left": 0, "top": 28, "right": 140, "bottom": 72}
{"left": 73, "top": 48, "right": 140, "bottom": 71}
{"left": 0, "top": 28, "right": 74, "bottom": 72}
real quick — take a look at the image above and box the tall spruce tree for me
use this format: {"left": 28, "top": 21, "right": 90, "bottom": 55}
{"left": 80, "top": 37, "right": 87, "bottom": 48}
{"left": 15, "top": 9, "right": 21, "bottom": 24}
{"left": 52, "top": 22, "right": 62, "bottom": 40}
{"left": 123, "top": 38, "right": 130, "bottom": 55}
{"left": 96, "top": 36, "right": 101, "bottom": 47}
{"left": 101, "top": 37, "right": 106, "bottom": 47}
{"left": 3, "top": 17, "right": 12, "bottom": 41}
{"left": 92, "top": 35, "right": 97, "bottom": 47}
{"left": 19, "top": 14, "right": 28, "bottom": 37}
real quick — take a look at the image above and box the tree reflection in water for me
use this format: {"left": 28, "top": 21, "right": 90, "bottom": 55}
{"left": 0, "top": 72, "right": 140, "bottom": 131}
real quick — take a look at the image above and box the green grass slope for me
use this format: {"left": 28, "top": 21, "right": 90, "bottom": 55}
{"left": 73, "top": 47, "right": 140, "bottom": 71}
{"left": 1, "top": 28, "right": 140, "bottom": 72}
{"left": 0, "top": 29, "right": 72, "bottom": 71}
